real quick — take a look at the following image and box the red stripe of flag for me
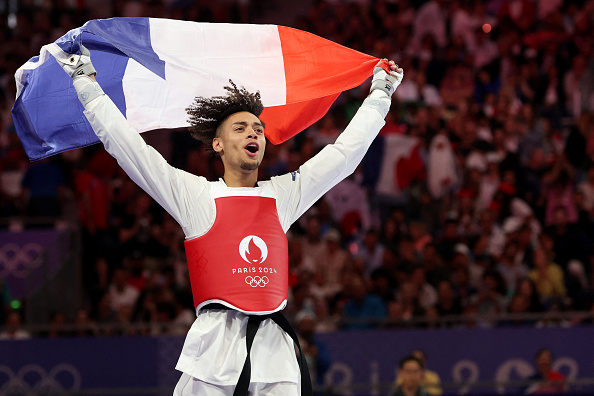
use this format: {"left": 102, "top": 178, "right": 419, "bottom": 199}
{"left": 261, "top": 26, "right": 383, "bottom": 144}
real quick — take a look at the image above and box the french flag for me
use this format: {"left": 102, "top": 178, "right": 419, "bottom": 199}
{"left": 12, "top": 18, "right": 380, "bottom": 161}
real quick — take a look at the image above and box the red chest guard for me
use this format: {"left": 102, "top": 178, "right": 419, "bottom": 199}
{"left": 184, "top": 196, "right": 288, "bottom": 314}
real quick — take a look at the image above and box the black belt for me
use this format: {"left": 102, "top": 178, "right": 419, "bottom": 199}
{"left": 203, "top": 304, "right": 313, "bottom": 396}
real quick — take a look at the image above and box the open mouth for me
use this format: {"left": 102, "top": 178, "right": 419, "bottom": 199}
{"left": 244, "top": 143, "right": 259, "bottom": 155}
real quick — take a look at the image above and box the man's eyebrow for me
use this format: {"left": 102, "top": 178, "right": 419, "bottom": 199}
{"left": 232, "top": 121, "right": 265, "bottom": 128}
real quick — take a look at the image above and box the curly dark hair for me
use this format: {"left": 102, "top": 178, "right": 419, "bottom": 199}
{"left": 186, "top": 80, "right": 264, "bottom": 149}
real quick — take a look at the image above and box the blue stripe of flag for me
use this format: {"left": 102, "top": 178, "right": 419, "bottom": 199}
{"left": 12, "top": 17, "right": 165, "bottom": 161}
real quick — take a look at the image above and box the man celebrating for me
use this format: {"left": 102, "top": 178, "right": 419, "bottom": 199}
{"left": 58, "top": 45, "right": 402, "bottom": 395}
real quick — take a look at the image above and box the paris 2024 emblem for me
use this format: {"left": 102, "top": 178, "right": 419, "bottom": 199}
{"left": 236, "top": 235, "right": 276, "bottom": 287}
{"left": 239, "top": 235, "right": 267, "bottom": 264}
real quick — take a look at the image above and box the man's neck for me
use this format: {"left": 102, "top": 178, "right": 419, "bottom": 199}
{"left": 223, "top": 169, "right": 258, "bottom": 187}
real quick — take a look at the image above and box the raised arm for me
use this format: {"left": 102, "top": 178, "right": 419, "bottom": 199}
{"left": 272, "top": 60, "right": 404, "bottom": 231}
{"left": 56, "top": 45, "right": 206, "bottom": 236}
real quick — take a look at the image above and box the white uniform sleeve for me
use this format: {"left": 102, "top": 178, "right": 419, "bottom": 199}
{"left": 271, "top": 90, "right": 391, "bottom": 232}
{"left": 77, "top": 79, "right": 212, "bottom": 238}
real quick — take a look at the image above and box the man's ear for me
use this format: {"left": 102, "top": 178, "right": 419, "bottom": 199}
{"left": 212, "top": 137, "right": 223, "bottom": 154}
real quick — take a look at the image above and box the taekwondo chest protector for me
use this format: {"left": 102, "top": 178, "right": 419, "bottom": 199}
{"left": 184, "top": 196, "right": 289, "bottom": 313}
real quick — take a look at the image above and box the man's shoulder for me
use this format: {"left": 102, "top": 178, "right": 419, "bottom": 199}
{"left": 268, "top": 169, "right": 301, "bottom": 183}
{"left": 263, "top": 171, "right": 302, "bottom": 195}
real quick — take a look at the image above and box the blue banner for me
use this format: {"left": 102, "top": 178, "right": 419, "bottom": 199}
{"left": 0, "top": 326, "right": 593, "bottom": 395}
{"left": 318, "top": 326, "right": 594, "bottom": 395}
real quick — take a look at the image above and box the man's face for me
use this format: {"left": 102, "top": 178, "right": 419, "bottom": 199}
{"left": 536, "top": 351, "right": 553, "bottom": 375}
{"left": 213, "top": 111, "right": 266, "bottom": 173}
{"left": 400, "top": 360, "right": 423, "bottom": 389}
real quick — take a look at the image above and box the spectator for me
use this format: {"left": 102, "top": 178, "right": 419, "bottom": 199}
{"left": 498, "top": 294, "right": 534, "bottom": 327}
{"left": 427, "top": 133, "right": 459, "bottom": 200}
{"left": 391, "top": 354, "right": 431, "bottom": 396}
{"left": 316, "top": 228, "right": 349, "bottom": 297}
{"left": 529, "top": 248, "right": 567, "bottom": 305}
{"left": 524, "top": 348, "right": 566, "bottom": 394}
{"left": 47, "top": 311, "right": 69, "bottom": 338}
{"left": 107, "top": 267, "right": 140, "bottom": 313}
{"left": 295, "top": 311, "right": 331, "bottom": 391}
{"left": 341, "top": 274, "right": 387, "bottom": 330}
{"left": 380, "top": 217, "right": 401, "bottom": 255}
{"left": 117, "top": 191, "right": 169, "bottom": 259}
{"left": 472, "top": 28, "right": 499, "bottom": 70}
{"left": 324, "top": 174, "right": 372, "bottom": 238}
{"left": 422, "top": 243, "right": 451, "bottom": 289}
{"left": 563, "top": 54, "right": 588, "bottom": 118}
{"left": 370, "top": 268, "right": 396, "bottom": 306}
{"left": 410, "top": 266, "right": 437, "bottom": 310}
{"left": 395, "top": 69, "right": 442, "bottom": 107}
{"left": 395, "top": 281, "right": 425, "bottom": 325}
{"left": 476, "top": 208, "right": 506, "bottom": 259}
{"left": 150, "top": 301, "right": 178, "bottom": 336}
{"left": 473, "top": 269, "right": 508, "bottom": 324}
{"left": 73, "top": 308, "right": 97, "bottom": 337}
{"left": 496, "top": 240, "right": 529, "bottom": 297}
{"left": 411, "top": 0, "right": 449, "bottom": 50}
{"left": 409, "top": 221, "right": 432, "bottom": 257}
{"left": 301, "top": 215, "right": 326, "bottom": 265}
{"left": 451, "top": 265, "right": 478, "bottom": 309}
{"left": 515, "top": 277, "right": 544, "bottom": 313}
{"left": 287, "top": 237, "right": 315, "bottom": 289}
{"left": 542, "top": 156, "right": 578, "bottom": 227}
{"left": 434, "top": 218, "right": 462, "bottom": 264}
{"left": 20, "top": 157, "right": 66, "bottom": 221}
{"left": 355, "top": 229, "right": 386, "bottom": 277}
{"left": 395, "top": 349, "right": 443, "bottom": 396}
{"left": 547, "top": 205, "right": 590, "bottom": 273}
{"left": 435, "top": 280, "right": 463, "bottom": 326}
{"left": 0, "top": 310, "right": 31, "bottom": 340}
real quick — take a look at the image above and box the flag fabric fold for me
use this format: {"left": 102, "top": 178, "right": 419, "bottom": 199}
{"left": 12, "top": 17, "right": 380, "bottom": 161}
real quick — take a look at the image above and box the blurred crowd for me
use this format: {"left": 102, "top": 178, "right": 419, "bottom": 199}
{"left": 1, "top": 0, "right": 594, "bottom": 338}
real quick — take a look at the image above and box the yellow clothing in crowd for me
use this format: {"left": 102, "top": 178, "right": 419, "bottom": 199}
{"left": 529, "top": 263, "right": 566, "bottom": 298}
{"left": 396, "top": 369, "right": 442, "bottom": 395}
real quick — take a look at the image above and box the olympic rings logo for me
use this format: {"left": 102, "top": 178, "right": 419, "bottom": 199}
{"left": 0, "top": 364, "right": 82, "bottom": 394}
{"left": 245, "top": 276, "right": 269, "bottom": 287}
{"left": 0, "top": 243, "right": 44, "bottom": 279}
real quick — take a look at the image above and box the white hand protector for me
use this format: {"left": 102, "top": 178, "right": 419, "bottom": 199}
{"left": 58, "top": 44, "right": 97, "bottom": 81}
{"left": 369, "top": 63, "right": 404, "bottom": 97}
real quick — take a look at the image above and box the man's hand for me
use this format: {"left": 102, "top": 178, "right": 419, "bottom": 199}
{"left": 59, "top": 44, "right": 97, "bottom": 81}
{"left": 370, "top": 59, "right": 403, "bottom": 97}
{"left": 52, "top": 43, "right": 103, "bottom": 105}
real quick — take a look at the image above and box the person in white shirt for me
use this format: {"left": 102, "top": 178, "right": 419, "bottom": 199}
{"left": 107, "top": 267, "right": 140, "bottom": 312}
{"left": 0, "top": 310, "right": 31, "bottom": 340}
{"left": 56, "top": 44, "right": 402, "bottom": 396}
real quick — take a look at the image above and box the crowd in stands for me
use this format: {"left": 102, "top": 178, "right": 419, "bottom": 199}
{"left": 1, "top": 0, "right": 594, "bottom": 337}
